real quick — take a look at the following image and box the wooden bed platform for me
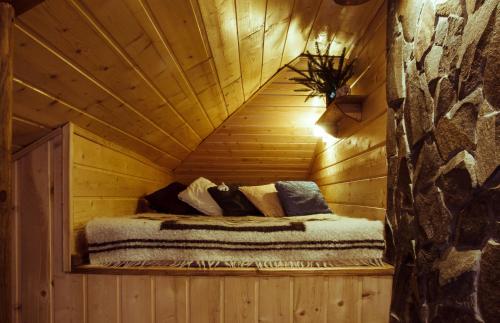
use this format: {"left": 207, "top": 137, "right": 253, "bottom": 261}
{"left": 11, "top": 124, "right": 393, "bottom": 323}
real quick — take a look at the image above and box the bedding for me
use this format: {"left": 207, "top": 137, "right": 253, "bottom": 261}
{"left": 275, "top": 181, "right": 332, "bottom": 216}
{"left": 177, "top": 177, "right": 222, "bottom": 216}
{"left": 208, "top": 184, "right": 262, "bottom": 216}
{"left": 85, "top": 213, "right": 385, "bottom": 268}
{"left": 239, "top": 184, "right": 285, "bottom": 217}
{"left": 145, "top": 182, "right": 200, "bottom": 215}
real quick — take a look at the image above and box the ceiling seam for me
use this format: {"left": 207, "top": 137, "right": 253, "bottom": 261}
{"left": 136, "top": 0, "right": 216, "bottom": 130}
{"left": 13, "top": 77, "right": 181, "bottom": 163}
{"left": 14, "top": 22, "right": 192, "bottom": 156}
{"left": 258, "top": 0, "right": 269, "bottom": 87}
{"left": 303, "top": 0, "right": 323, "bottom": 55}
{"left": 233, "top": 0, "right": 247, "bottom": 102}
{"left": 194, "top": 0, "right": 234, "bottom": 118}
{"left": 12, "top": 115, "right": 51, "bottom": 130}
{"left": 278, "top": 0, "right": 296, "bottom": 68}
{"left": 68, "top": 0, "right": 203, "bottom": 143}
{"left": 189, "top": 0, "right": 230, "bottom": 120}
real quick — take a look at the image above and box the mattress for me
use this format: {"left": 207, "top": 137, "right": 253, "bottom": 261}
{"left": 85, "top": 213, "right": 385, "bottom": 268}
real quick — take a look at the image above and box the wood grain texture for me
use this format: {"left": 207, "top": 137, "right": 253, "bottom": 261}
{"left": 309, "top": 7, "right": 388, "bottom": 221}
{"left": 293, "top": 276, "right": 328, "bottom": 323}
{"left": 11, "top": 0, "right": 385, "bottom": 171}
{"left": 327, "top": 276, "right": 362, "bottom": 323}
{"left": 174, "top": 64, "right": 323, "bottom": 185}
{"left": 0, "top": 4, "right": 13, "bottom": 323}
{"left": 224, "top": 277, "right": 256, "bottom": 323}
{"left": 11, "top": 127, "right": 394, "bottom": 323}
{"left": 70, "top": 125, "right": 172, "bottom": 258}
{"left": 259, "top": 277, "right": 291, "bottom": 323}
{"left": 19, "top": 143, "right": 52, "bottom": 323}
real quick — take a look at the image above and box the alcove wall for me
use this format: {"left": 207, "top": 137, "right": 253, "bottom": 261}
{"left": 386, "top": 0, "right": 499, "bottom": 321}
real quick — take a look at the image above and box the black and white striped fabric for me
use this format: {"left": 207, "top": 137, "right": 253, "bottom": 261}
{"left": 86, "top": 213, "right": 385, "bottom": 268}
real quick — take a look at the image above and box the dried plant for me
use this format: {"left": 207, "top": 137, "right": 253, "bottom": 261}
{"left": 286, "top": 42, "right": 355, "bottom": 105}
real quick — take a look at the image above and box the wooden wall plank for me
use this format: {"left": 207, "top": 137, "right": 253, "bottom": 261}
{"left": 224, "top": 277, "right": 256, "bottom": 323}
{"left": 236, "top": 0, "right": 266, "bottom": 99}
{"left": 198, "top": 0, "right": 240, "bottom": 88}
{"left": 19, "top": 143, "right": 52, "bottom": 323}
{"left": 281, "top": 0, "right": 322, "bottom": 65}
{"left": 12, "top": 81, "right": 180, "bottom": 169}
{"left": 361, "top": 276, "right": 392, "bottom": 323}
{"left": 155, "top": 277, "right": 188, "bottom": 323}
{"left": 313, "top": 146, "right": 387, "bottom": 186}
{"left": 72, "top": 165, "right": 164, "bottom": 198}
{"left": 82, "top": 0, "right": 214, "bottom": 139}
{"left": 293, "top": 277, "right": 327, "bottom": 323}
{"left": 190, "top": 277, "right": 221, "bottom": 323}
{"left": 258, "top": 277, "right": 291, "bottom": 323}
{"left": 322, "top": 177, "right": 387, "bottom": 208}
{"left": 73, "top": 133, "right": 171, "bottom": 183}
{"left": 17, "top": 0, "right": 201, "bottom": 151}
{"left": 327, "top": 276, "right": 362, "bottom": 323}
{"left": 53, "top": 275, "right": 85, "bottom": 323}
{"left": 328, "top": 203, "right": 386, "bottom": 221}
{"left": 261, "top": 0, "right": 294, "bottom": 82}
{"left": 87, "top": 275, "right": 119, "bottom": 323}
{"left": 312, "top": 113, "right": 387, "bottom": 172}
{"left": 121, "top": 276, "right": 153, "bottom": 323}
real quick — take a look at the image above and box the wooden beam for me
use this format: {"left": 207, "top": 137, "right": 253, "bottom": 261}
{"left": 11, "top": 0, "right": 44, "bottom": 16}
{"left": 0, "top": 2, "right": 14, "bottom": 322}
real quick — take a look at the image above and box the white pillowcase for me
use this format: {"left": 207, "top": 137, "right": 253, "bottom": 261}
{"left": 177, "top": 177, "right": 222, "bottom": 216}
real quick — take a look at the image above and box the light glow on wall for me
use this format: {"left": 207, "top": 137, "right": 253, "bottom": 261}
{"left": 313, "top": 124, "right": 337, "bottom": 144}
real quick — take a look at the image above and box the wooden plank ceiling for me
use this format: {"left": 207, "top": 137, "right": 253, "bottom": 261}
{"left": 12, "top": 0, "right": 384, "bottom": 170}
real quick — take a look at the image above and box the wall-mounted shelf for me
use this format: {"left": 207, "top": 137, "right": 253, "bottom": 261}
{"left": 316, "top": 95, "right": 366, "bottom": 137}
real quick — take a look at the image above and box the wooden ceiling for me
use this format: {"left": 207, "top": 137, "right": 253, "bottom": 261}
{"left": 12, "top": 0, "right": 384, "bottom": 169}
{"left": 174, "top": 60, "right": 327, "bottom": 185}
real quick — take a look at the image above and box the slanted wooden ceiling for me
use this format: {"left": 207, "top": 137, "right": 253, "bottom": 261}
{"left": 12, "top": 0, "right": 384, "bottom": 170}
{"left": 175, "top": 59, "right": 326, "bottom": 185}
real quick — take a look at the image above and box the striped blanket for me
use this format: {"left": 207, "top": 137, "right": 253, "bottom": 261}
{"left": 85, "top": 213, "right": 385, "bottom": 268}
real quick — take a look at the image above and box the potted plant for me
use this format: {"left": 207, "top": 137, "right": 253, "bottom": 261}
{"left": 286, "top": 42, "right": 355, "bottom": 106}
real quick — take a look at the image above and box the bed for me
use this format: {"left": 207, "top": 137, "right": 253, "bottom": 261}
{"left": 85, "top": 213, "right": 385, "bottom": 268}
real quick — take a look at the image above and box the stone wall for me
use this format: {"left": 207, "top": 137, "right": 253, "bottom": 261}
{"left": 386, "top": 0, "right": 499, "bottom": 322}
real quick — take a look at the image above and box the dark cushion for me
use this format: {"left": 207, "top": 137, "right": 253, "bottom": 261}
{"left": 145, "top": 182, "right": 200, "bottom": 215}
{"left": 275, "top": 181, "right": 332, "bottom": 216}
{"left": 208, "top": 185, "right": 262, "bottom": 216}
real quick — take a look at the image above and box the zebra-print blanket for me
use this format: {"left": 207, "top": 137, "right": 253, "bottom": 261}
{"left": 85, "top": 213, "right": 385, "bottom": 268}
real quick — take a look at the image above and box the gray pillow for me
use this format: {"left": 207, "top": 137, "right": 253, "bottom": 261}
{"left": 275, "top": 181, "right": 332, "bottom": 216}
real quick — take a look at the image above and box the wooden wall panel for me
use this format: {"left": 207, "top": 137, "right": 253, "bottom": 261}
{"left": 189, "top": 277, "right": 221, "bottom": 323}
{"left": 309, "top": 5, "right": 388, "bottom": 221}
{"left": 12, "top": 0, "right": 386, "bottom": 171}
{"left": 327, "top": 276, "right": 362, "bottom": 323}
{"left": 121, "top": 276, "right": 153, "bottom": 323}
{"left": 258, "top": 277, "right": 291, "bottom": 323}
{"left": 155, "top": 277, "right": 188, "bottom": 323}
{"left": 86, "top": 275, "right": 119, "bottom": 323}
{"left": 12, "top": 126, "right": 393, "bottom": 323}
{"left": 293, "top": 277, "right": 328, "bottom": 323}
{"left": 18, "top": 143, "right": 52, "bottom": 323}
{"left": 224, "top": 277, "right": 256, "bottom": 323}
{"left": 174, "top": 64, "right": 323, "bottom": 186}
{"left": 70, "top": 125, "right": 173, "bottom": 259}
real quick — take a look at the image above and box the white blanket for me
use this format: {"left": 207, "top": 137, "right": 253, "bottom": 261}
{"left": 85, "top": 213, "right": 385, "bottom": 268}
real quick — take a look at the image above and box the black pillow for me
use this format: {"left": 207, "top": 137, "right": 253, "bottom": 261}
{"left": 207, "top": 185, "right": 262, "bottom": 216}
{"left": 145, "top": 182, "right": 200, "bottom": 215}
{"left": 275, "top": 181, "right": 332, "bottom": 216}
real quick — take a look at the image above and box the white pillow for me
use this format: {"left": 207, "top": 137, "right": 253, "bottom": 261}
{"left": 177, "top": 177, "right": 222, "bottom": 216}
